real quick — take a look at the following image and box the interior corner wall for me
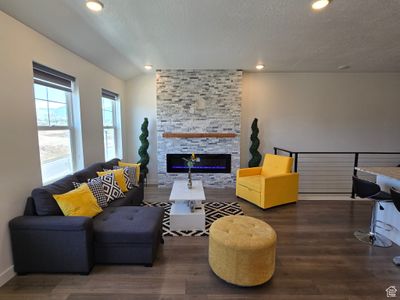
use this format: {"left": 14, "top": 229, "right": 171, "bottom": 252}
{"left": 241, "top": 72, "right": 400, "bottom": 167}
{"left": 125, "top": 74, "right": 158, "bottom": 184}
{"left": 0, "top": 11, "right": 125, "bottom": 285}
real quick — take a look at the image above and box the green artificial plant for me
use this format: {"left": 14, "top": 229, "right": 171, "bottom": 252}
{"left": 248, "top": 118, "right": 262, "bottom": 167}
{"left": 137, "top": 118, "right": 149, "bottom": 175}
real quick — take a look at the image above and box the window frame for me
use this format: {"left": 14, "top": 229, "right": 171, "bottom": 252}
{"left": 33, "top": 62, "right": 78, "bottom": 184}
{"left": 101, "top": 89, "right": 121, "bottom": 161}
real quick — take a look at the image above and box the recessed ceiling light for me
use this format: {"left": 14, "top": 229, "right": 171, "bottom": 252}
{"left": 86, "top": 0, "right": 104, "bottom": 12}
{"left": 144, "top": 65, "right": 153, "bottom": 70}
{"left": 311, "top": 0, "right": 331, "bottom": 10}
{"left": 337, "top": 65, "right": 350, "bottom": 70}
{"left": 256, "top": 64, "right": 265, "bottom": 70}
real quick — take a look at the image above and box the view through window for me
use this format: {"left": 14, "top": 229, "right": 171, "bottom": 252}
{"left": 33, "top": 63, "right": 76, "bottom": 183}
{"left": 102, "top": 89, "right": 120, "bottom": 161}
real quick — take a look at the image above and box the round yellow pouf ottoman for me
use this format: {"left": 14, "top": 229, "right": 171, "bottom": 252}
{"left": 209, "top": 215, "right": 277, "bottom": 287}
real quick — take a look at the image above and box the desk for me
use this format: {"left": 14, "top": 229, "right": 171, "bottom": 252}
{"left": 356, "top": 167, "right": 400, "bottom": 245}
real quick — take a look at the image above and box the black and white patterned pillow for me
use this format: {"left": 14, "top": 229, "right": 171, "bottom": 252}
{"left": 127, "top": 166, "right": 139, "bottom": 187}
{"left": 92, "top": 172, "right": 125, "bottom": 203}
{"left": 112, "top": 166, "right": 137, "bottom": 189}
{"left": 73, "top": 179, "right": 108, "bottom": 208}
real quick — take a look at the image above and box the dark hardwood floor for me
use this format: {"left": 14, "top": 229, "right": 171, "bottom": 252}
{"left": 1, "top": 186, "right": 399, "bottom": 300}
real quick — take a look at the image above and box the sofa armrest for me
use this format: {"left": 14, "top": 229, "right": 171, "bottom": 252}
{"left": 9, "top": 216, "right": 92, "bottom": 231}
{"left": 262, "top": 173, "right": 299, "bottom": 208}
{"left": 9, "top": 216, "right": 94, "bottom": 274}
{"left": 264, "top": 173, "right": 298, "bottom": 181}
{"left": 237, "top": 167, "right": 262, "bottom": 178}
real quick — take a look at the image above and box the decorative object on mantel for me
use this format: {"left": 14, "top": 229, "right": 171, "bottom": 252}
{"left": 182, "top": 153, "right": 200, "bottom": 189}
{"left": 162, "top": 132, "right": 237, "bottom": 138}
{"left": 137, "top": 118, "right": 150, "bottom": 176}
{"left": 248, "top": 118, "right": 262, "bottom": 167}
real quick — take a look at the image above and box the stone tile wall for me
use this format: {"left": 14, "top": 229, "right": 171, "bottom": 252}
{"left": 156, "top": 70, "right": 242, "bottom": 187}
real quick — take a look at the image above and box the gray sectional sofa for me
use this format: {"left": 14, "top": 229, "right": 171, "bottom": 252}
{"left": 9, "top": 158, "right": 164, "bottom": 275}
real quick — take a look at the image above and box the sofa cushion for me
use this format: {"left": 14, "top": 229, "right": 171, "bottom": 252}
{"left": 124, "top": 186, "right": 142, "bottom": 206}
{"left": 93, "top": 207, "right": 164, "bottom": 244}
{"left": 113, "top": 166, "right": 136, "bottom": 189}
{"left": 24, "top": 197, "right": 37, "bottom": 216}
{"left": 73, "top": 177, "right": 108, "bottom": 208}
{"left": 107, "top": 197, "right": 132, "bottom": 207}
{"left": 237, "top": 175, "right": 263, "bottom": 192}
{"left": 102, "top": 158, "right": 120, "bottom": 171}
{"left": 92, "top": 173, "right": 125, "bottom": 203}
{"left": 105, "top": 185, "right": 145, "bottom": 207}
{"left": 31, "top": 174, "right": 78, "bottom": 216}
{"left": 118, "top": 161, "right": 141, "bottom": 183}
{"left": 97, "top": 169, "right": 128, "bottom": 192}
{"left": 74, "top": 162, "right": 103, "bottom": 182}
{"left": 53, "top": 184, "right": 103, "bottom": 218}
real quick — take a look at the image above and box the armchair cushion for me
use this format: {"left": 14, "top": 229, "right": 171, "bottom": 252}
{"left": 261, "top": 154, "right": 293, "bottom": 177}
{"left": 237, "top": 175, "right": 263, "bottom": 192}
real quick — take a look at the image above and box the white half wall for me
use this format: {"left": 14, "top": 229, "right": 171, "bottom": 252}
{"left": 125, "top": 74, "right": 158, "bottom": 184}
{"left": 0, "top": 11, "right": 125, "bottom": 285}
{"left": 241, "top": 72, "right": 400, "bottom": 167}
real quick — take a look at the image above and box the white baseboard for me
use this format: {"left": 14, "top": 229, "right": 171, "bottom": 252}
{"left": 0, "top": 265, "right": 15, "bottom": 287}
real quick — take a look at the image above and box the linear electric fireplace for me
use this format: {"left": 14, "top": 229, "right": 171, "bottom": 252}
{"left": 167, "top": 154, "right": 231, "bottom": 174}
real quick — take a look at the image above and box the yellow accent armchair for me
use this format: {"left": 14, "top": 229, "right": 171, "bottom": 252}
{"left": 236, "top": 154, "right": 299, "bottom": 209}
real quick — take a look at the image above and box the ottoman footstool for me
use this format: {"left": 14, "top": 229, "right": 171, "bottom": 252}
{"left": 209, "top": 215, "right": 277, "bottom": 286}
{"left": 93, "top": 206, "right": 164, "bottom": 265}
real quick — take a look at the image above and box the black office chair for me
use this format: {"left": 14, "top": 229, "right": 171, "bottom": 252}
{"left": 390, "top": 187, "right": 400, "bottom": 265}
{"left": 352, "top": 176, "right": 392, "bottom": 247}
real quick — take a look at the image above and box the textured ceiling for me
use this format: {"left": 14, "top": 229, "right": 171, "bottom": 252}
{"left": 1, "top": 0, "right": 400, "bottom": 79}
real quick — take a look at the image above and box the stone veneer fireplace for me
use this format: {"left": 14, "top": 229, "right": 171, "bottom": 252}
{"left": 156, "top": 70, "right": 242, "bottom": 187}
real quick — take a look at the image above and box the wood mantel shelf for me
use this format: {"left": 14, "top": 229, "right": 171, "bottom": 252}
{"left": 162, "top": 132, "right": 237, "bottom": 138}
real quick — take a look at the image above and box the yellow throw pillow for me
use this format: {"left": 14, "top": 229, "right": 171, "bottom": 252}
{"left": 118, "top": 161, "right": 141, "bottom": 183}
{"left": 53, "top": 184, "right": 103, "bottom": 218}
{"left": 97, "top": 168, "right": 128, "bottom": 192}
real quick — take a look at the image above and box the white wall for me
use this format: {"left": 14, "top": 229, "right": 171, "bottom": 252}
{"left": 0, "top": 11, "right": 125, "bottom": 285}
{"left": 125, "top": 74, "right": 157, "bottom": 184}
{"left": 241, "top": 72, "right": 400, "bottom": 166}
{"left": 124, "top": 72, "right": 400, "bottom": 172}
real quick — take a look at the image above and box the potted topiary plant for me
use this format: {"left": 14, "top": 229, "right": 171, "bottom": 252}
{"left": 248, "top": 118, "right": 262, "bottom": 167}
{"left": 138, "top": 118, "right": 149, "bottom": 177}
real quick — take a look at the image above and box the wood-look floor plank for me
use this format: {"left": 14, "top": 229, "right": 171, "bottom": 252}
{"left": 0, "top": 186, "right": 399, "bottom": 299}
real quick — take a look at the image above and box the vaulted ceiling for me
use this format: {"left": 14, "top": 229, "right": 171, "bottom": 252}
{"left": 1, "top": 0, "right": 400, "bottom": 79}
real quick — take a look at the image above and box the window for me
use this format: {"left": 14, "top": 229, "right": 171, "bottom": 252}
{"left": 101, "top": 89, "right": 121, "bottom": 161}
{"left": 33, "top": 62, "right": 77, "bottom": 183}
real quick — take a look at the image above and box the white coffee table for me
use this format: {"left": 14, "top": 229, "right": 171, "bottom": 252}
{"left": 169, "top": 180, "right": 206, "bottom": 231}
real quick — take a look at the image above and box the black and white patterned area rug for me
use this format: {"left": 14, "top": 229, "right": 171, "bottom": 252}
{"left": 143, "top": 201, "right": 244, "bottom": 237}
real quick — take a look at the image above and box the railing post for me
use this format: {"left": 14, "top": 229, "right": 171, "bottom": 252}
{"left": 294, "top": 153, "right": 298, "bottom": 172}
{"left": 351, "top": 153, "right": 359, "bottom": 198}
{"left": 274, "top": 147, "right": 277, "bottom": 155}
